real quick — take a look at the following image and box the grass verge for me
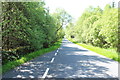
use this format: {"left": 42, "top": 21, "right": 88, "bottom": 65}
{"left": 69, "top": 39, "right": 120, "bottom": 62}
{"left": 1, "top": 39, "right": 62, "bottom": 74}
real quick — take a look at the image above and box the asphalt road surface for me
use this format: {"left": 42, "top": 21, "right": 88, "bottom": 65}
{"left": 2, "top": 39, "right": 119, "bottom": 79}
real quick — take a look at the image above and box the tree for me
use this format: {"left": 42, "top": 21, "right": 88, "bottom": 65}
{"left": 65, "top": 5, "right": 118, "bottom": 51}
{"left": 1, "top": 1, "right": 64, "bottom": 64}
{"left": 53, "top": 8, "right": 73, "bottom": 33}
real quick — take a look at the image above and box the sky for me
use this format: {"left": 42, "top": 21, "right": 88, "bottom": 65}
{"left": 44, "top": 0, "right": 119, "bottom": 21}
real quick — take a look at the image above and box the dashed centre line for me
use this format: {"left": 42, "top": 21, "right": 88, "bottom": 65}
{"left": 42, "top": 48, "right": 59, "bottom": 79}
{"left": 55, "top": 53, "right": 57, "bottom": 56}
{"left": 51, "top": 57, "right": 55, "bottom": 63}
{"left": 42, "top": 68, "right": 49, "bottom": 78}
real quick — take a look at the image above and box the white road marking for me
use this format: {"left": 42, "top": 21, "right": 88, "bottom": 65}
{"left": 42, "top": 68, "right": 49, "bottom": 78}
{"left": 47, "top": 75, "right": 53, "bottom": 78}
{"left": 51, "top": 57, "right": 55, "bottom": 63}
{"left": 57, "top": 50, "right": 59, "bottom": 52}
{"left": 55, "top": 53, "right": 57, "bottom": 56}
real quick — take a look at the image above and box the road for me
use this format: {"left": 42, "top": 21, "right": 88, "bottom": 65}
{"left": 2, "top": 39, "right": 119, "bottom": 79}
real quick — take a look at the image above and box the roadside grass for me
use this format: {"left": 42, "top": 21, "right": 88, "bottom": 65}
{"left": 2, "top": 39, "right": 62, "bottom": 74}
{"left": 69, "top": 39, "right": 120, "bottom": 62}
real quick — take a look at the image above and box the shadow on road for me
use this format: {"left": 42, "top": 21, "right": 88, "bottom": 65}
{"left": 48, "top": 40, "right": 118, "bottom": 78}
{"left": 2, "top": 39, "right": 118, "bottom": 79}
{"left": 2, "top": 50, "right": 56, "bottom": 78}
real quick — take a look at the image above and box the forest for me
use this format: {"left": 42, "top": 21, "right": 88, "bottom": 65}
{"left": 1, "top": 1, "right": 119, "bottom": 69}
{"left": 1, "top": 1, "right": 119, "bottom": 78}
{"left": 65, "top": 4, "right": 119, "bottom": 54}
{"left": 1, "top": 1, "right": 72, "bottom": 65}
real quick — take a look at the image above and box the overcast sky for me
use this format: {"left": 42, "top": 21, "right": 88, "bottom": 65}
{"left": 44, "top": 0, "right": 119, "bottom": 21}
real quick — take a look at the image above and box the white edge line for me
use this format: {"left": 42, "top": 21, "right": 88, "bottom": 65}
{"left": 51, "top": 58, "right": 55, "bottom": 63}
{"left": 42, "top": 68, "right": 49, "bottom": 78}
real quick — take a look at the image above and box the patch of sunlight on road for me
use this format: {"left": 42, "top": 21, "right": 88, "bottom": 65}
{"left": 16, "top": 75, "right": 25, "bottom": 78}
{"left": 66, "top": 52, "right": 85, "bottom": 55}
{"left": 65, "top": 44, "right": 76, "bottom": 47}
{"left": 20, "top": 70, "right": 31, "bottom": 72}
{"left": 65, "top": 66, "right": 73, "bottom": 70}
{"left": 29, "top": 75, "right": 34, "bottom": 78}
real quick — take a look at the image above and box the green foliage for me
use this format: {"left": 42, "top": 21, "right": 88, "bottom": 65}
{"left": 118, "top": 7, "right": 120, "bottom": 52}
{"left": 65, "top": 5, "right": 118, "bottom": 51}
{"left": 52, "top": 8, "right": 72, "bottom": 39}
{"left": 2, "top": 39, "right": 62, "bottom": 74}
{"left": 2, "top": 2, "right": 65, "bottom": 64}
{"left": 69, "top": 39, "right": 119, "bottom": 62}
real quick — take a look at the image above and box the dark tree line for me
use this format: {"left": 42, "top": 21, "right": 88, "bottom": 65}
{"left": 1, "top": 2, "right": 71, "bottom": 64}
